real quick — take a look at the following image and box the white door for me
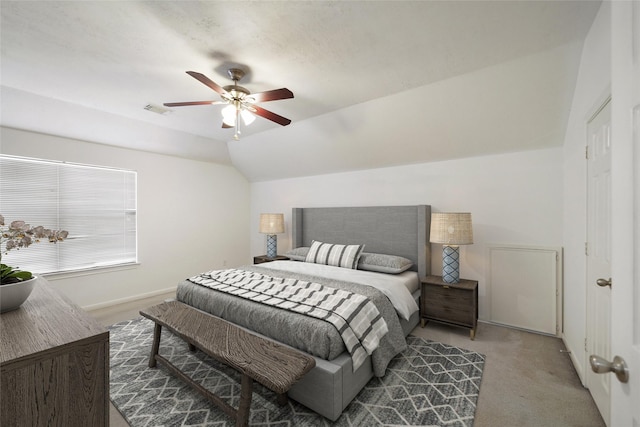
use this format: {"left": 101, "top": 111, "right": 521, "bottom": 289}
{"left": 608, "top": 2, "right": 640, "bottom": 425}
{"left": 586, "top": 98, "right": 612, "bottom": 424}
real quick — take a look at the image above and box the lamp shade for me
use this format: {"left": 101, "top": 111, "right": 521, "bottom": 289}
{"left": 430, "top": 213, "right": 473, "bottom": 245}
{"left": 221, "top": 104, "right": 237, "bottom": 126}
{"left": 259, "top": 213, "right": 284, "bottom": 234}
{"left": 221, "top": 105, "right": 256, "bottom": 127}
{"left": 240, "top": 109, "right": 255, "bottom": 125}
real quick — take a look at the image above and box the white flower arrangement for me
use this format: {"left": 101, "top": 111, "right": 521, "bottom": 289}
{"left": 0, "top": 214, "right": 68, "bottom": 285}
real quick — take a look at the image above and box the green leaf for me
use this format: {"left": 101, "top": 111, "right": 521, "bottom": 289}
{"left": 8, "top": 270, "right": 32, "bottom": 280}
{"left": 0, "top": 263, "right": 33, "bottom": 284}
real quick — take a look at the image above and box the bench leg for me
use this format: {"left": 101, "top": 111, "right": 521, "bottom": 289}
{"left": 154, "top": 353, "right": 246, "bottom": 424}
{"left": 149, "top": 323, "right": 162, "bottom": 368}
{"left": 236, "top": 374, "right": 253, "bottom": 427}
{"left": 276, "top": 393, "right": 288, "bottom": 406}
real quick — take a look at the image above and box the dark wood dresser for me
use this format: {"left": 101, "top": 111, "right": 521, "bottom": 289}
{"left": 0, "top": 278, "right": 109, "bottom": 426}
{"left": 420, "top": 275, "right": 479, "bottom": 340}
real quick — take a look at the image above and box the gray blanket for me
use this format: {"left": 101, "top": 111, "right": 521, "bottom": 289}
{"left": 176, "top": 264, "right": 407, "bottom": 377}
{"left": 187, "top": 268, "right": 389, "bottom": 371}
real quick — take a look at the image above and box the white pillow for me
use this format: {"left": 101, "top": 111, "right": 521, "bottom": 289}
{"left": 304, "top": 240, "right": 364, "bottom": 269}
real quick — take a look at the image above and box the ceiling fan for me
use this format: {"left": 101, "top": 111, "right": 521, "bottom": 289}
{"left": 164, "top": 69, "right": 294, "bottom": 140}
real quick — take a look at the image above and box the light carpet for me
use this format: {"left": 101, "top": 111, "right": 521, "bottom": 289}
{"left": 109, "top": 317, "right": 485, "bottom": 426}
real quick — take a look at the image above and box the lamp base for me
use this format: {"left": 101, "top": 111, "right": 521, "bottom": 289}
{"left": 266, "top": 235, "right": 278, "bottom": 258}
{"left": 442, "top": 245, "right": 460, "bottom": 283}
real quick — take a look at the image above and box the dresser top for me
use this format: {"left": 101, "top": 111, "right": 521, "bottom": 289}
{"left": 0, "top": 278, "right": 108, "bottom": 366}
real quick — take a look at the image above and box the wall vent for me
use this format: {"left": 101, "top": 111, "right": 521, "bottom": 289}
{"left": 144, "top": 104, "right": 171, "bottom": 115}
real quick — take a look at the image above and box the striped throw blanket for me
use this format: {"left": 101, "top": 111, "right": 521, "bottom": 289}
{"left": 188, "top": 268, "right": 389, "bottom": 371}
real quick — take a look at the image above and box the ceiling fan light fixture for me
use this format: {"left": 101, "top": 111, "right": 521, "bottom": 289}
{"left": 221, "top": 104, "right": 237, "bottom": 126}
{"left": 240, "top": 109, "right": 255, "bottom": 125}
{"left": 221, "top": 104, "right": 255, "bottom": 128}
{"left": 165, "top": 69, "right": 294, "bottom": 140}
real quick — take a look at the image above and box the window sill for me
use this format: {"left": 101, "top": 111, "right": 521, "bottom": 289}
{"left": 42, "top": 262, "right": 140, "bottom": 281}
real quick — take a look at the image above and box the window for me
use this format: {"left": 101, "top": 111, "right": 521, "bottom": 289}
{"left": 0, "top": 155, "right": 137, "bottom": 274}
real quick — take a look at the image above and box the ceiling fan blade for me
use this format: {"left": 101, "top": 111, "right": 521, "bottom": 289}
{"left": 248, "top": 88, "right": 294, "bottom": 103}
{"left": 222, "top": 122, "right": 233, "bottom": 129}
{"left": 163, "top": 101, "right": 224, "bottom": 107}
{"left": 252, "top": 105, "right": 292, "bottom": 126}
{"left": 186, "top": 71, "right": 228, "bottom": 96}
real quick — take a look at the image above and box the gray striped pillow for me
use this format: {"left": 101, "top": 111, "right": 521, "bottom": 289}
{"left": 305, "top": 240, "right": 364, "bottom": 269}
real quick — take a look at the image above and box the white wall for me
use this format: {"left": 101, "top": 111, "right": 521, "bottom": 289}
{"left": 250, "top": 147, "right": 564, "bottom": 320}
{"left": 561, "top": 1, "right": 610, "bottom": 382}
{"left": 1, "top": 126, "right": 251, "bottom": 308}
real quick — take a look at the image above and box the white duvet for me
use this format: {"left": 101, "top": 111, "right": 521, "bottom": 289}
{"left": 258, "top": 260, "right": 419, "bottom": 321}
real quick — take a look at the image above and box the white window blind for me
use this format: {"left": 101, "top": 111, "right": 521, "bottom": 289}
{"left": 0, "top": 155, "right": 137, "bottom": 274}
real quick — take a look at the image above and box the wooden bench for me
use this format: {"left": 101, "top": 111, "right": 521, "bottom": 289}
{"left": 140, "top": 301, "right": 316, "bottom": 427}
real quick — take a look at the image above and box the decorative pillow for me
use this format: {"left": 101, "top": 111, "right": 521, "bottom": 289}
{"left": 358, "top": 252, "right": 413, "bottom": 274}
{"left": 304, "top": 240, "right": 364, "bottom": 269}
{"left": 284, "top": 246, "right": 310, "bottom": 261}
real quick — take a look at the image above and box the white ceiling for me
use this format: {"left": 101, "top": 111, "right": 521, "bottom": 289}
{"left": 1, "top": 1, "right": 601, "bottom": 181}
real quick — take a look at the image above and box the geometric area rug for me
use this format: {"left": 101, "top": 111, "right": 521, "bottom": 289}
{"left": 109, "top": 317, "right": 485, "bottom": 427}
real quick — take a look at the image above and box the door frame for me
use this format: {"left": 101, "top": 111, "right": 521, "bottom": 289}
{"left": 585, "top": 96, "right": 612, "bottom": 425}
{"left": 609, "top": 1, "right": 639, "bottom": 424}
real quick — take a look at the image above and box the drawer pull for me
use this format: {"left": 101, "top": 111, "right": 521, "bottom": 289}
{"left": 443, "top": 285, "right": 450, "bottom": 289}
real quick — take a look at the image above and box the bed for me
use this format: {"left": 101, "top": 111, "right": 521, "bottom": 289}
{"left": 176, "top": 205, "right": 431, "bottom": 421}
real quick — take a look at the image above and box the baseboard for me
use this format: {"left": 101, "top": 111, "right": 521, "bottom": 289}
{"left": 83, "top": 286, "right": 177, "bottom": 312}
{"left": 562, "top": 334, "right": 587, "bottom": 387}
{"left": 480, "top": 319, "right": 559, "bottom": 338}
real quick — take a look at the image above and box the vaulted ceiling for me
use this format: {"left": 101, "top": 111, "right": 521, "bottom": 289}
{"left": 1, "top": 1, "right": 601, "bottom": 181}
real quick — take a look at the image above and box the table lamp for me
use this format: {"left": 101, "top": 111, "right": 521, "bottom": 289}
{"left": 259, "top": 213, "right": 284, "bottom": 258}
{"left": 430, "top": 212, "right": 474, "bottom": 283}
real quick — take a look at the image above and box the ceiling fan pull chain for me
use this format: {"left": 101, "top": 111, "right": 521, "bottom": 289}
{"left": 234, "top": 107, "right": 240, "bottom": 140}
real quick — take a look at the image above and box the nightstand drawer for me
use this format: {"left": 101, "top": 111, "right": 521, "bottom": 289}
{"left": 424, "top": 299, "right": 474, "bottom": 325}
{"left": 424, "top": 284, "right": 473, "bottom": 308}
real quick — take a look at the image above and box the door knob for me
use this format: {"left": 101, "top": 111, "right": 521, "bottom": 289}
{"left": 596, "top": 278, "right": 612, "bottom": 287}
{"left": 589, "top": 354, "right": 629, "bottom": 383}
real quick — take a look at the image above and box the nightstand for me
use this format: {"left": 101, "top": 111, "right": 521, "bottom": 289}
{"left": 253, "top": 255, "right": 289, "bottom": 265}
{"left": 420, "top": 275, "right": 479, "bottom": 340}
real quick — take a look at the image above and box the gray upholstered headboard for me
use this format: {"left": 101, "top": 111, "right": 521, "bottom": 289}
{"left": 292, "top": 205, "right": 431, "bottom": 278}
